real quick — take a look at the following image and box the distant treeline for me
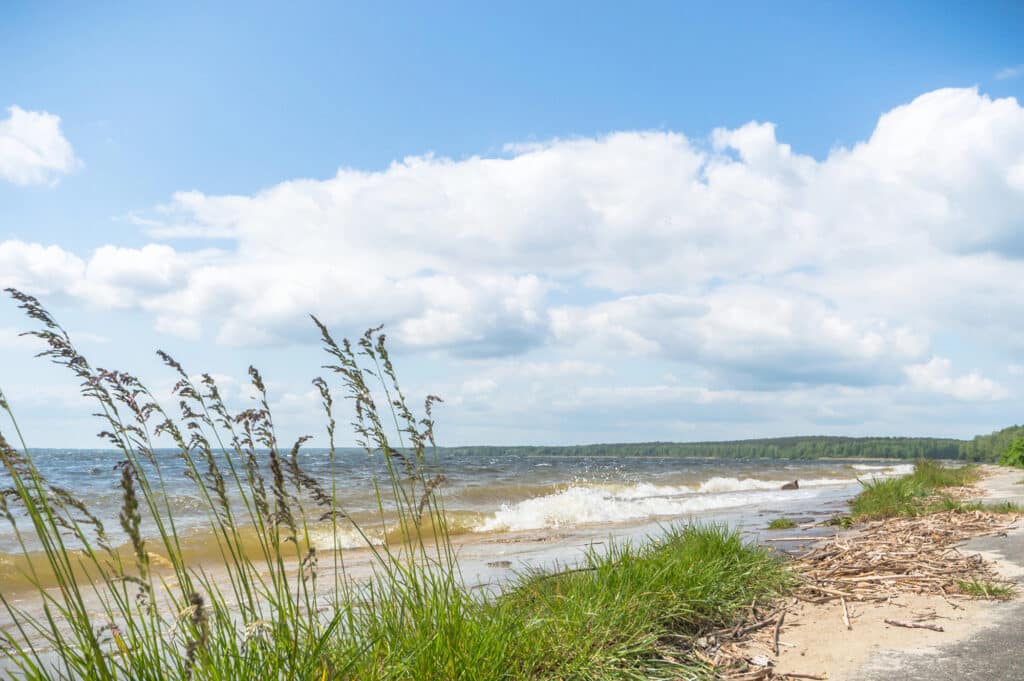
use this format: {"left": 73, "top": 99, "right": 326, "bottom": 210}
{"left": 959, "top": 425, "right": 1024, "bottom": 462}
{"left": 440, "top": 436, "right": 965, "bottom": 460}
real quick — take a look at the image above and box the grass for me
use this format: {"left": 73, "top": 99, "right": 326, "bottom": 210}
{"left": 767, "top": 517, "right": 796, "bottom": 530}
{"left": 824, "top": 515, "right": 853, "bottom": 528}
{"left": 956, "top": 578, "right": 1016, "bottom": 600}
{"left": 342, "top": 525, "right": 791, "bottom": 680}
{"left": 0, "top": 289, "right": 794, "bottom": 681}
{"left": 850, "top": 460, "right": 981, "bottom": 519}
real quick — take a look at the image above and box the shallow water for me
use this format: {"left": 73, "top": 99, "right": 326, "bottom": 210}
{"left": 0, "top": 450, "right": 916, "bottom": 672}
{"left": 0, "top": 449, "right": 911, "bottom": 577}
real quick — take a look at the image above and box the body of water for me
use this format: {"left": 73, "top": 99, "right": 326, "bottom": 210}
{"left": 2, "top": 449, "right": 912, "bottom": 561}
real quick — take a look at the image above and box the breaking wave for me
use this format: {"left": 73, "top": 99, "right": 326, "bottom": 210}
{"left": 473, "top": 467, "right": 909, "bottom": 533}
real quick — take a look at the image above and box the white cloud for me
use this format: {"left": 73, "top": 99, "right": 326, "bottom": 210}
{"left": 552, "top": 288, "right": 927, "bottom": 387}
{"left": 996, "top": 64, "right": 1024, "bottom": 80}
{"left": 0, "top": 328, "right": 45, "bottom": 351}
{"left": 3, "top": 86, "right": 1024, "bottom": 406}
{"left": 905, "top": 356, "right": 1007, "bottom": 401}
{"left": 0, "top": 240, "right": 86, "bottom": 294}
{"left": 0, "top": 106, "right": 79, "bottom": 186}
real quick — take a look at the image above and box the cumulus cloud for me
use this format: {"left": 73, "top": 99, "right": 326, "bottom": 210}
{"left": 904, "top": 356, "right": 1007, "bottom": 401}
{"left": 552, "top": 288, "right": 927, "bottom": 387}
{"left": 0, "top": 106, "right": 79, "bottom": 186}
{"left": 2, "top": 87, "right": 1023, "bottom": 405}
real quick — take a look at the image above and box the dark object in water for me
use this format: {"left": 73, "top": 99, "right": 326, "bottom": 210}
{"left": 781, "top": 480, "right": 799, "bottom": 490}
{"left": 487, "top": 560, "right": 513, "bottom": 568}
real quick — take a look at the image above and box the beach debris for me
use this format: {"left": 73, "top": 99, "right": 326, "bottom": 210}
{"left": 772, "top": 611, "right": 785, "bottom": 655}
{"left": 705, "top": 501, "right": 1017, "bottom": 679}
{"left": 793, "top": 508, "right": 1018, "bottom": 604}
{"left": 883, "top": 618, "right": 944, "bottom": 632}
{"left": 781, "top": 480, "right": 800, "bottom": 490}
{"left": 748, "top": 654, "right": 771, "bottom": 667}
{"left": 486, "top": 560, "right": 513, "bottom": 568}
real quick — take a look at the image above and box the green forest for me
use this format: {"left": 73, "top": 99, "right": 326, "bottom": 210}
{"left": 441, "top": 427, "right": 1024, "bottom": 462}
{"left": 441, "top": 436, "right": 962, "bottom": 461}
{"left": 959, "top": 424, "right": 1024, "bottom": 462}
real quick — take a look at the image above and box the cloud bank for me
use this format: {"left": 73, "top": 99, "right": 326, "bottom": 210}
{"left": 3, "top": 87, "right": 1022, "bottom": 411}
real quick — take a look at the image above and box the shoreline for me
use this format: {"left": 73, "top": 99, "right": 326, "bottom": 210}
{"left": 2, "top": 463, "right": 1019, "bottom": 678}
{"left": 734, "top": 465, "right": 1024, "bottom": 680}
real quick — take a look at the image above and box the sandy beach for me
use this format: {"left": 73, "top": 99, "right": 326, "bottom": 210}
{"left": 732, "top": 465, "right": 1024, "bottom": 680}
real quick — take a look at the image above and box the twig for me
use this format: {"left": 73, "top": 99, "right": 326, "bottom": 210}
{"left": 773, "top": 611, "right": 785, "bottom": 655}
{"left": 713, "top": 611, "right": 781, "bottom": 638}
{"left": 884, "top": 619, "right": 944, "bottom": 632}
{"left": 841, "top": 596, "right": 851, "bottom": 630}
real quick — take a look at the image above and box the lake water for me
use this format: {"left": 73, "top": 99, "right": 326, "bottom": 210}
{"left": 0, "top": 448, "right": 911, "bottom": 567}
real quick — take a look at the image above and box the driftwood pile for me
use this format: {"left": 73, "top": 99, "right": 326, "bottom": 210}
{"left": 695, "top": 506, "right": 1019, "bottom": 680}
{"left": 794, "top": 508, "right": 1018, "bottom": 604}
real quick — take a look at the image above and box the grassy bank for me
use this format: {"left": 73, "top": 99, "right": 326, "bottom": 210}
{"left": 849, "top": 460, "right": 1020, "bottom": 519}
{"left": 0, "top": 290, "right": 792, "bottom": 681}
{"left": 337, "top": 525, "right": 791, "bottom": 680}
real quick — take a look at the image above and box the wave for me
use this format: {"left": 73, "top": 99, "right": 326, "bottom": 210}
{"left": 850, "top": 463, "right": 915, "bottom": 477}
{"left": 474, "top": 484, "right": 792, "bottom": 532}
{"left": 472, "top": 467, "right": 912, "bottom": 533}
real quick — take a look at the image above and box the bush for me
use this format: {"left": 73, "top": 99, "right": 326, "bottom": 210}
{"left": 1000, "top": 439, "right": 1024, "bottom": 468}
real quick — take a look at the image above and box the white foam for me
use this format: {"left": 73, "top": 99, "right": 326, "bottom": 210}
{"left": 697, "top": 476, "right": 782, "bottom": 493}
{"left": 472, "top": 480, "right": 841, "bottom": 533}
{"left": 475, "top": 485, "right": 786, "bottom": 532}
{"left": 306, "top": 525, "right": 383, "bottom": 550}
{"left": 697, "top": 475, "right": 866, "bottom": 493}
{"left": 473, "top": 465, "right": 912, "bottom": 533}
{"left": 852, "top": 463, "right": 914, "bottom": 476}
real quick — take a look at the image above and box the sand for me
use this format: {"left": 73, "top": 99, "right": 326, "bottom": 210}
{"left": 734, "top": 465, "right": 1024, "bottom": 681}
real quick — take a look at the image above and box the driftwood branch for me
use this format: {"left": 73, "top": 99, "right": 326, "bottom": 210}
{"left": 884, "top": 618, "right": 944, "bottom": 632}
{"left": 773, "top": 611, "right": 785, "bottom": 655}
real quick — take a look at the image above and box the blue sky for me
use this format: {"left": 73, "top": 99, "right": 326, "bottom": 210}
{"left": 1, "top": 2, "right": 1024, "bottom": 447}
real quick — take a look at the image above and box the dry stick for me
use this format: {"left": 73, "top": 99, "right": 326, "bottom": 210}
{"left": 713, "top": 611, "right": 781, "bottom": 639}
{"left": 804, "top": 584, "right": 857, "bottom": 599}
{"left": 773, "top": 611, "right": 785, "bottom": 656}
{"left": 782, "top": 674, "right": 827, "bottom": 680}
{"left": 841, "top": 596, "right": 852, "bottom": 630}
{"left": 884, "top": 618, "right": 944, "bottom": 632}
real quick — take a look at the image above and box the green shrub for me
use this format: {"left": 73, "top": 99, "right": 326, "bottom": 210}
{"left": 1000, "top": 439, "right": 1024, "bottom": 468}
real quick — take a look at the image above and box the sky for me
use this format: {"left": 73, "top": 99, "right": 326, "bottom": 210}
{"left": 1, "top": 1, "right": 1024, "bottom": 448}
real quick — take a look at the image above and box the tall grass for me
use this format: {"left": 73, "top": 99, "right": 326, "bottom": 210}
{"left": 0, "top": 289, "right": 455, "bottom": 680}
{"left": 850, "top": 460, "right": 981, "bottom": 519}
{"left": 0, "top": 290, "right": 791, "bottom": 680}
